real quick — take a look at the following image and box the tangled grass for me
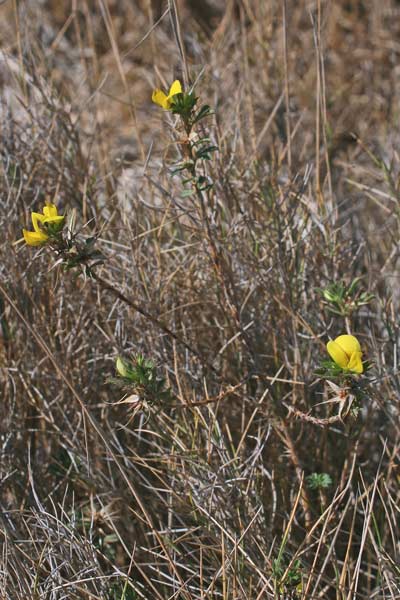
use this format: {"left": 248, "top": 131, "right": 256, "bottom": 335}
{"left": 1, "top": 1, "right": 400, "bottom": 598}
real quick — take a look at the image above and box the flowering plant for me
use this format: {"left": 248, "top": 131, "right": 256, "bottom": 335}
{"left": 152, "top": 80, "right": 182, "bottom": 110}
{"left": 326, "top": 334, "right": 363, "bottom": 374}
{"left": 22, "top": 203, "right": 64, "bottom": 246}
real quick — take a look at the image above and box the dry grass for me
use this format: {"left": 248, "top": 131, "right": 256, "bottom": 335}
{"left": 1, "top": 1, "right": 400, "bottom": 598}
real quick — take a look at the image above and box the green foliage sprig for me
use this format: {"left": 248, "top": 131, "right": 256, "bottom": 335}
{"left": 317, "top": 277, "right": 374, "bottom": 318}
{"left": 306, "top": 472, "right": 332, "bottom": 490}
{"left": 111, "top": 354, "right": 172, "bottom": 407}
{"left": 272, "top": 556, "right": 302, "bottom": 598}
{"left": 152, "top": 79, "right": 218, "bottom": 195}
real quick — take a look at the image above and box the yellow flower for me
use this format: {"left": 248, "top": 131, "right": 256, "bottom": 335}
{"left": 152, "top": 80, "right": 182, "bottom": 110}
{"left": 326, "top": 334, "right": 363, "bottom": 374}
{"left": 23, "top": 203, "right": 64, "bottom": 246}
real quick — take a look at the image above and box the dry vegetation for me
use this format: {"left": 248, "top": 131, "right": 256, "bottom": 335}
{"left": 1, "top": 0, "right": 400, "bottom": 598}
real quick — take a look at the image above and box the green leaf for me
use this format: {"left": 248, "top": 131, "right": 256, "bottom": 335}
{"left": 170, "top": 161, "right": 194, "bottom": 175}
{"left": 307, "top": 472, "right": 332, "bottom": 490}
{"left": 192, "top": 104, "right": 214, "bottom": 124}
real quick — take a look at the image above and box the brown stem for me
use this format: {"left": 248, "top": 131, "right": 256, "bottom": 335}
{"left": 91, "top": 271, "right": 218, "bottom": 374}
{"left": 287, "top": 405, "right": 344, "bottom": 428}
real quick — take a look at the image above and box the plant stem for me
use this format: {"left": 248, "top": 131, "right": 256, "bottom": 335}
{"left": 91, "top": 271, "right": 218, "bottom": 374}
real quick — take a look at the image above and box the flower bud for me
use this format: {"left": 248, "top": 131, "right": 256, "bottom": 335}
{"left": 116, "top": 357, "right": 129, "bottom": 378}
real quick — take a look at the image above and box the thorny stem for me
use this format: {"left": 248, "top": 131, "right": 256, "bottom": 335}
{"left": 287, "top": 405, "right": 348, "bottom": 427}
{"left": 91, "top": 271, "right": 219, "bottom": 375}
{"left": 49, "top": 235, "right": 218, "bottom": 373}
{"left": 181, "top": 114, "right": 250, "bottom": 344}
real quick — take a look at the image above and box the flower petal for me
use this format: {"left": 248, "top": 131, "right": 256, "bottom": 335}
{"left": 152, "top": 89, "right": 169, "bottom": 109}
{"left": 43, "top": 203, "right": 58, "bottom": 218}
{"left": 23, "top": 229, "right": 48, "bottom": 246}
{"left": 347, "top": 351, "right": 363, "bottom": 374}
{"left": 43, "top": 215, "right": 64, "bottom": 225}
{"left": 31, "top": 212, "right": 46, "bottom": 233}
{"left": 335, "top": 334, "right": 361, "bottom": 358}
{"left": 327, "top": 340, "right": 349, "bottom": 369}
{"left": 168, "top": 80, "right": 182, "bottom": 98}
